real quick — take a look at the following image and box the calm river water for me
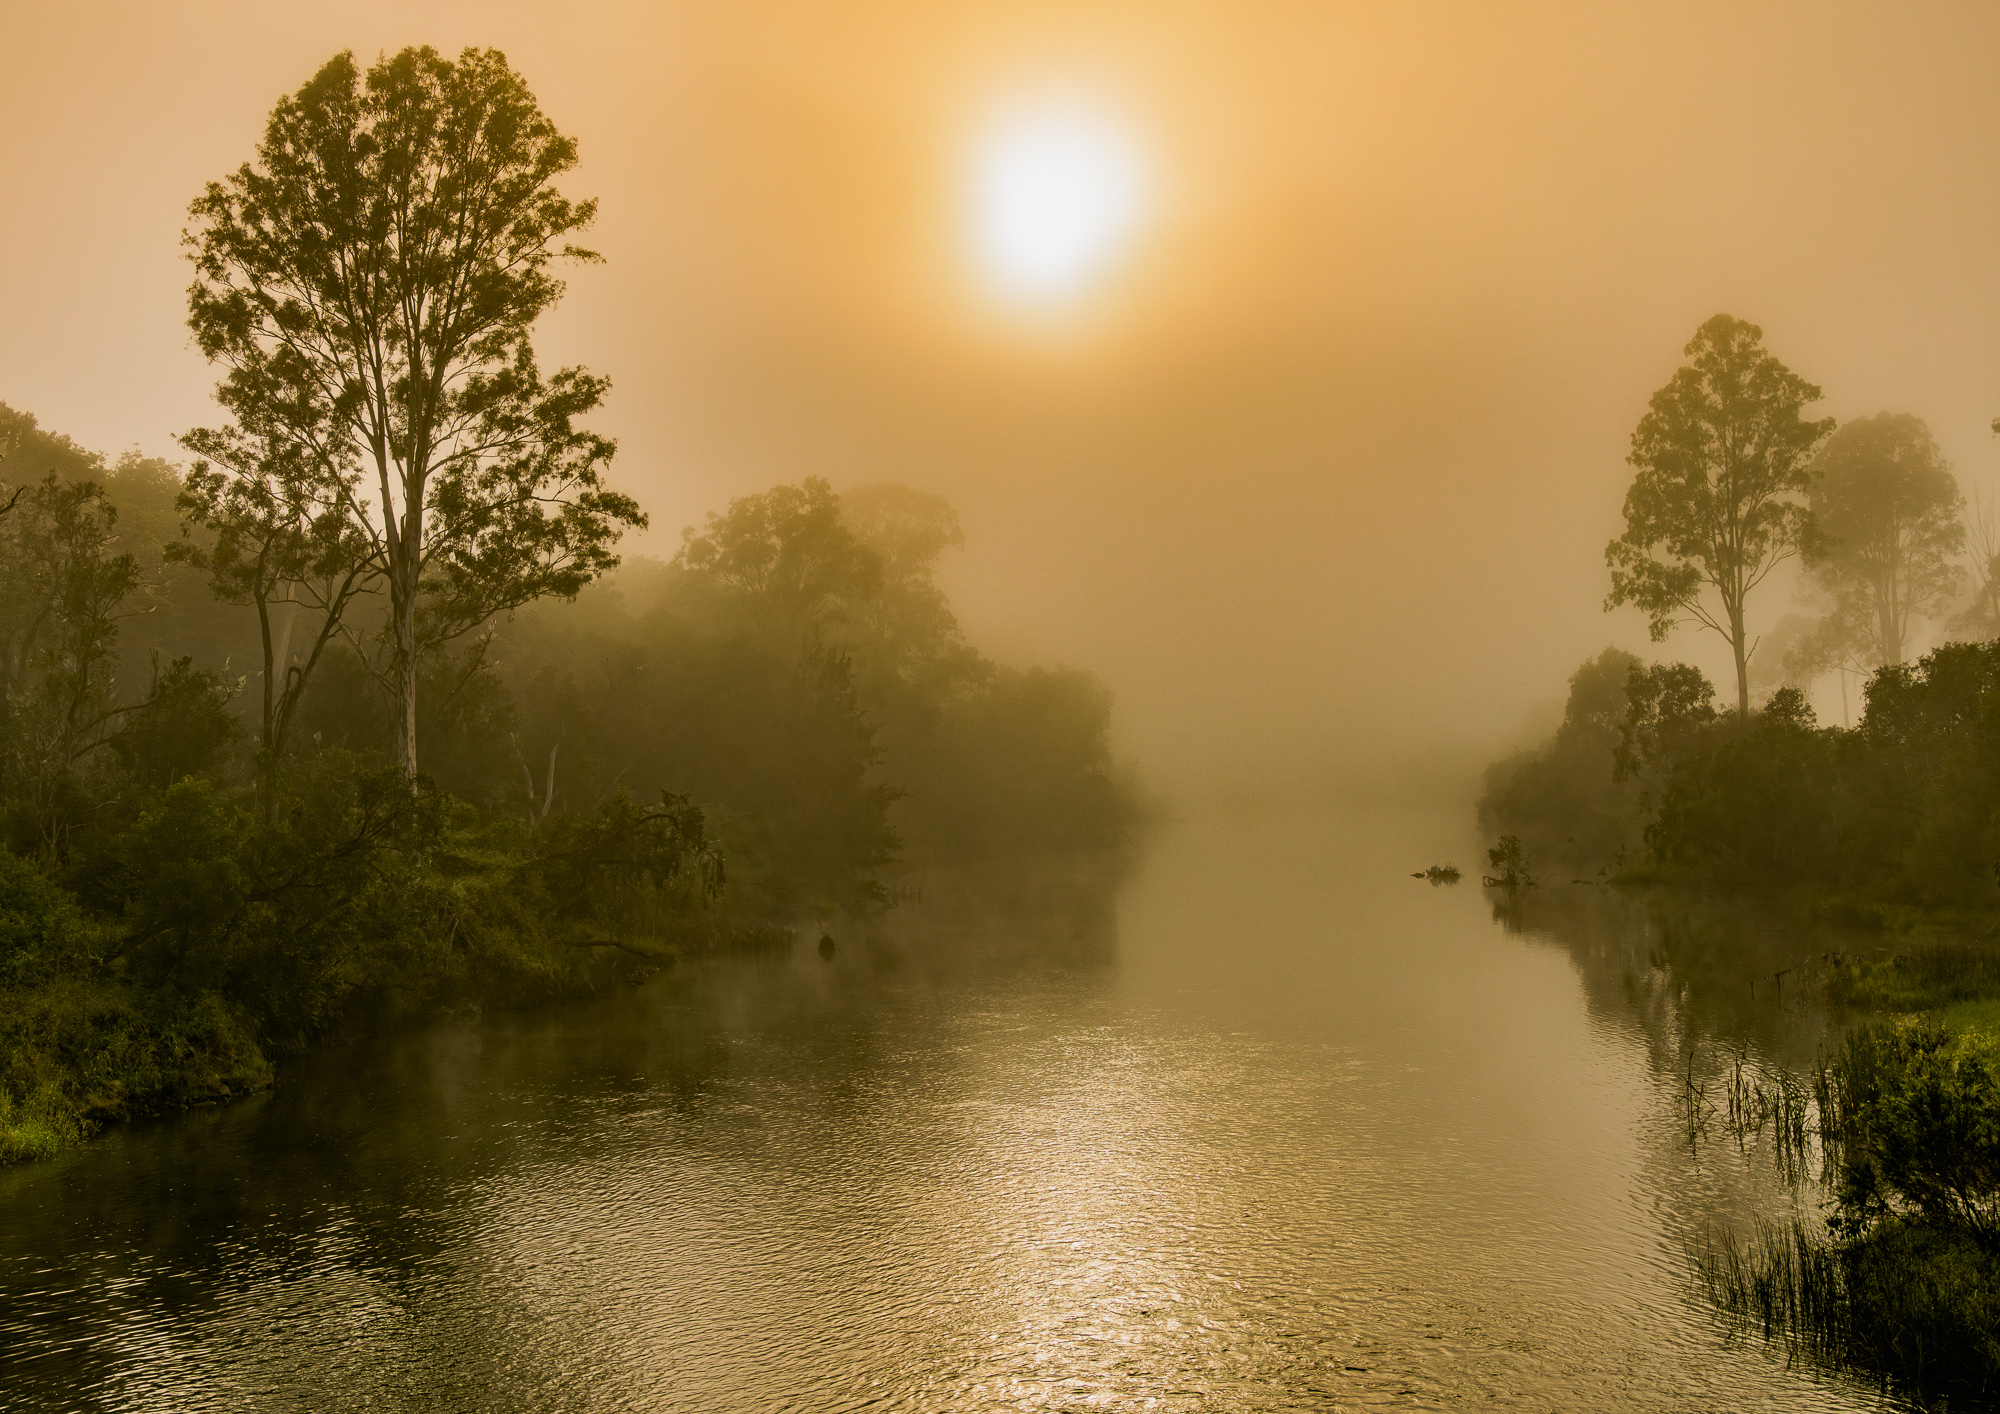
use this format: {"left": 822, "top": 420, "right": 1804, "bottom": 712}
{"left": 1, "top": 798, "right": 1914, "bottom": 1411}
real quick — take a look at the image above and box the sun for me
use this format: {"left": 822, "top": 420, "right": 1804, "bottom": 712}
{"left": 969, "top": 105, "right": 1147, "bottom": 304}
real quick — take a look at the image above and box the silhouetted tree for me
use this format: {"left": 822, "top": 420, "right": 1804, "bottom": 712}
{"left": 676, "top": 477, "right": 881, "bottom": 631}
{"left": 184, "top": 46, "right": 643, "bottom": 780}
{"left": 1615, "top": 660, "right": 1720, "bottom": 798}
{"left": 839, "top": 482, "right": 989, "bottom": 700}
{"left": 1606, "top": 315, "right": 1834, "bottom": 714}
{"left": 1799, "top": 413, "right": 1964, "bottom": 669}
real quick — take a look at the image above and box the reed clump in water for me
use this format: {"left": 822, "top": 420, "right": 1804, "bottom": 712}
{"left": 1481, "top": 835, "right": 1535, "bottom": 888}
{"left": 1701, "top": 1017, "right": 2000, "bottom": 1401}
{"left": 1701, "top": 1216, "right": 2000, "bottom": 1399}
{"left": 1698, "top": 1217, "right": 1848, "bottom": 1358}
{"left": 1721, "top": 1050, "right": 1817, "bottom": 1185}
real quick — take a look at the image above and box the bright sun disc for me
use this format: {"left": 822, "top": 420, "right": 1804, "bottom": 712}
{"left": 971, "top": 107, "right": 1146, "bottom": 303}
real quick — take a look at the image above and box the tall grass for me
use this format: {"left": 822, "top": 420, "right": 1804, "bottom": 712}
{"left": 1827, "top": 944, "right": 2000, "bottom": 1013}
{"left": 1700, "top": 1216, "right": 2000, "bottom": 1400}
{"left": 1697, "top": 1216, "right": 1849, "bottom": 1361}
{"left": 1697, "top": 1018, "right": 2000, "bottom": 1402}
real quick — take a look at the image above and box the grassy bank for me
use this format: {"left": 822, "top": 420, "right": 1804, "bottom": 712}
{"left": 1830, "top": 942, "right": 2000, "bottom": 1036}
{"left": 0, "top": 776, "right": 728, "bottom": 1164}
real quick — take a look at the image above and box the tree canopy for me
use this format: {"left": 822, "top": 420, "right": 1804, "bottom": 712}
{"left": 676, "top": 477, "right": 881, "bottom": 631}
{"left": 1606, "top": 314, "right": 1834, "bottom": 713}
{"left": 184, "top": 46, "right": 642, "bottom": 778}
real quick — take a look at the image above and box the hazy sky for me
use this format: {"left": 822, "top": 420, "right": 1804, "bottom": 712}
{"left": 5, "top": 1, "right": 1998, "bottom": 786}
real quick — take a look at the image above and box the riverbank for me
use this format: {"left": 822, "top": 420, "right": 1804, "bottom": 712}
{"left": 1484, "top": 877, "right": 2000, "bottom": 1404}
{"left": 1828, "top": 940, "right": 2000, "bottom": 1035}
{"left": 0, "top": 809, "right": 1140, "bottom": 1168}
{"left": 0, "top": 801, "right": 1900, "bottom": 1412}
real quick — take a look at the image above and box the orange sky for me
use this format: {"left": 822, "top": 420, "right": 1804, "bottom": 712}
{"left": 4, "top": 1, "right": 1998, "bottom": 787}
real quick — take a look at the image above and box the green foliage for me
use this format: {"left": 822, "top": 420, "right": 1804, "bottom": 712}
{"left": 1829, "top": 1019, "right": 2000, "bottom": 1245}
{"left": 1842, "top": 1217, "right": 2000, "bottom": 1391}
{"left": 1703, "top": 1025, "right": 2000, "bottom": 1399}
{"left": 1828, "top": 946, "right": 2000, "bottom": 1016}
{"left": 0, "top": 838, "right": 271, "bottom": 1163}
{"left": 185, "top": 46, "right": 644, "bottom": 777}
{"left": 173, "top": 420, "right": 377, "bottom": 782}
{"left": 0, "top": 980, "right": 270, "bottom": 1164}
{"left": 678, "top": 477, "right": 881, "bottom": 629}
{"left": 1613, "top": 660, "right": 1720, "bottom": 790}
{"left": 532, "top": 791, "right": 724, "bottom": 953}
{"left": 1642, "top": 688, "right": 1856, "bottom": 883}
{"left": 0, "top": 403, "right": 103, "bottom": 485}
{"left": 0, "top": 845, "right": 104, "bottom": 989}
{"left": 109, "top": 655, "right": 244, "bottom": 798}
{"left": 0, "top": 471, "right": 141, "bottom": 857}
{"left": 1503, "top": 640, "right": 2000, "bottom": 905}
{"left": 1605, "top": 314, "right": 1834, "bottom": 713}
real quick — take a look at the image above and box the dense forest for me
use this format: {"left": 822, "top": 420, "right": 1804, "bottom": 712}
{"left": 0, "top": 401, "right": 1143, "bottom": 1164}
{"left": 1480, "top": 314, "right": 2000, "bottom": 1397}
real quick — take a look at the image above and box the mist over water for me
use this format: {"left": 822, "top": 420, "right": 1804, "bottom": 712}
{"left": 0, "top": 799, "right": 1903, "bottom": 1411}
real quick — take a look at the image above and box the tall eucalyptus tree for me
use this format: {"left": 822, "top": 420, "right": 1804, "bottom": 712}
{"left": 184, "top": 46, "right": 643, "bottom": 779}
{"left": 1606, "top": 314, "right": 1834, "bottom": 715}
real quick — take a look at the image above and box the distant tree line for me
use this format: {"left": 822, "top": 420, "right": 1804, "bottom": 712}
{"left": 1489, "top": 311, "right": 2000, "bottom": 898}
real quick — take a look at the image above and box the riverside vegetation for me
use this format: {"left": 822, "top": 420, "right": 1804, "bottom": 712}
{"left": 0, "top": 412, "right": 1139, "bottom": 1166}
{"left": 1482, "top": 315, "right": 2000, "bottom": 1401}
{"left": 0, "top": 48, "right": 1140, "bottom": 1165}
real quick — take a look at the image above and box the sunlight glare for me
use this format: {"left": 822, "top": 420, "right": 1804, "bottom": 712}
{"left": 971, "top": 106, "right": 1147, "bottom": 303}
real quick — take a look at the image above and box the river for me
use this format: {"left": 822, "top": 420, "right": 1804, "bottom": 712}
{"left": 0, "top": 796, "right": 1912, "bottom": 1411}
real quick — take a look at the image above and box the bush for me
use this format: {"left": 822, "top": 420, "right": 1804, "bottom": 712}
{"left": 1478, "top": 648, "right": 1643, "bottom": 871}
{"left": 1844, "top": 1217, "right": 2000, "bottom": 1390}
{"left": 1704, "top": 1019, "right": 2000, "bottom": 1399}
{"left": 1830, "top": 1018, "right": 2000, "bottom": 1244}
{"left": 0, "top": 979, "right": 269, "bottom": 1163}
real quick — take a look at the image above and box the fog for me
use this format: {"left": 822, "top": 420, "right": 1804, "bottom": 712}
{"left": 6, "top": 0, "right": 1998, "bottom": 790}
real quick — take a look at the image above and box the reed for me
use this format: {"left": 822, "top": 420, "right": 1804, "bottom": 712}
{"left": 1698, "top": 1216, "right": 2000, "bottom": 1399}
{"left": 1698, "top": 1019, "right": 2000, "bottom": 1401}
{"left": 1720, "top": 1050, "right": 1819, "bottom": 1184}
{"left": 1696, "top": 1216, "right": 1849, "bottom": 1359}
